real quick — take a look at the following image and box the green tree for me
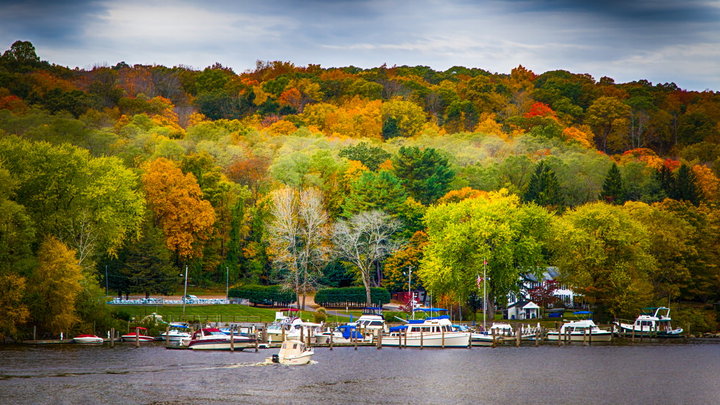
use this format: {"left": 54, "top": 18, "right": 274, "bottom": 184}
{"left": 551, "top": 202, "right": 655, "bottom": 320}
{"left": 392, "top": 146, "right": 454, "bottom": 205}
{"left": 0, "top": 137, "right": 145, "bottom": 269}
{"left": 624, "top": 202, "right": 695, "bottom": 302}
{"left": 115, "top": 221, "right": 178, "bottom": 297}
{"left": 674, "top": 164, "right": 701, "bottom": 205}
{"left": 600, "top": 163, "right": 624, "bottom": 204}
{"left": 420, "top": 191, "right": 552, "bottom": 312}
{"left": 343, "top": 171, "right": 408, "bottom": 217}
{"left": 338, "top": 142, "right": 391, "bottom": 171}
{"left": 523, "top": 161, "right": 564, "bottom": 209}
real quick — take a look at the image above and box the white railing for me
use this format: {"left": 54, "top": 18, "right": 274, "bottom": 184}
{"left": 107, "top": 297, "right": 230, "bottom": 305}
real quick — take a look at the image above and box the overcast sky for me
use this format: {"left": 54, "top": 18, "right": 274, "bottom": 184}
{"left": 1, "top": 0, "right": 718, "bottom": 91}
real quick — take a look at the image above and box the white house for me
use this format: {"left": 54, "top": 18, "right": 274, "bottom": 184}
{"left": 506, "top": 300, "right": 540, "bottom": 320}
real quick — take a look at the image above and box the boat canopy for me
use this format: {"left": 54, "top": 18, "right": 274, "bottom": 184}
{"left": 389, "top": 325, "right": 408, "bottom": 332}
{"left": 573, "top": 311, "right": 592, "bottom": 315}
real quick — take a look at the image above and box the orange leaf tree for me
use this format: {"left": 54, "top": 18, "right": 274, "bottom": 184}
{"left": 142, "top": 158, "right": 216, "bottom": 260}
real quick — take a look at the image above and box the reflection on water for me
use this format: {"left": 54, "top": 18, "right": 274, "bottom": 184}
{"left": 1, "top": 342, "right": 719, "bottom": 404}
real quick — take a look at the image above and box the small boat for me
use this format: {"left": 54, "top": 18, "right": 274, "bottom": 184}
{"left": 546, "top": 319, "right": 613, "bottom": 342}
{"left": 382, "top": 316, "right": 471, "bottom": 348}
{"left": 471, "top": 323, "right": 538, "bottom": 346}
{"left": 157, "top": 329, "right": 191, "bottom": 342}
{"left": 182, "top": 328, "right": 255, "bottom": 350}
{"left": 614, "top": 307, "right": 683, "bottom": 338}
{"left": 353, "top": 307, "right": 388, "bottom": 333}
{"left": 72, "top": 334, "right": 104, "bottom": 344}
{"left": 270, "top": 339, "right": 314, "bottom": 365}
{"left": 121, "top": 327, "right": 154, "bottom": 342}
{"left": 315, "top": 324, "right": 371, "bottom": 344}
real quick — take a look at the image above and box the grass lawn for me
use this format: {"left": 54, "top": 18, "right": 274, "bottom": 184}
{"left": 109, "top": 304, "right": 316, "bottom": 324}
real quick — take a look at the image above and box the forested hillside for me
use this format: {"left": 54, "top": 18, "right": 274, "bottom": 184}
{"left": 1, "top": 40, "right": 719, "bottom": 339}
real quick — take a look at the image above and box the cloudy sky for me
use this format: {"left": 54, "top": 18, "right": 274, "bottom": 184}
{"left": 0, "top": 0, "right": 718, "bottom": 91}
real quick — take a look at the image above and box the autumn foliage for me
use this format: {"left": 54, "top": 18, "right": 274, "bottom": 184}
{"left": 142, "top": 158, "right": 216, "bottom": 259}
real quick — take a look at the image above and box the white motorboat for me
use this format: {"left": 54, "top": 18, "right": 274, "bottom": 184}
{"left": 270, "top": 339, "right": 314, "bottom": 365}
{"left": 382, "top": 316, "right": 471, "bottom": 348}
{"left": 546, "top": 319, "right": 613, "bottom": 342}
{"left": 471, "top": 323, "right": 538, "bottom": 346}
{"left": 353, "top": 307, "right": 388, "bottom": 333}
{"left": 72, "top": 334, "right": 104, "bottom": 344}
{"left": 181, "top": 328, "right": 255, "bottom": 350}
{"left": 614, "top": 307, "right": 683, "bottom": 338}
{"left": 158, "top": 329, "right": 191, "bottom": 342}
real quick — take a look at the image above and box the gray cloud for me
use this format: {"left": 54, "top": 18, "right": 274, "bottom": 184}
{"left": 0, "top": 0, "right": 717, "bottom": 90}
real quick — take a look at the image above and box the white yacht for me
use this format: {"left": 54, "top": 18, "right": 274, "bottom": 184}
{"left": 382, "top": 316, "right": 471, "bottom": 348}
{"left": 614, "top": 307, "right": 683, "bottom": 338}
{"left": 180, "top": 328, "right": 255, "bottom": 350}
{"left": 546, "top": 319, "right": 613, "bottom": 342}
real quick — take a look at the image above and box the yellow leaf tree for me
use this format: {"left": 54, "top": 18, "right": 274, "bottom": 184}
{"left": 0, "top": 274, "right": 30, "bottom": 340}
{"left": 142, "top": 158, "right": 216, "bottom": 260}
{"left": 29, "top": 236, "right": 83, "bottom": 336}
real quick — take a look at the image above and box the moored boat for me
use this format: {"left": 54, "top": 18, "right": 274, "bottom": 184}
{"left": 182, "top": 328, "right": 255, "bottom": 350}
{"left": 614, "top": 307, "right": 683, "bottom": 338}
{"left": 382, "top": 316, "right": 471, "bottom": 348}
{"left": 546, "top": 319, "right": 613, "bottom": 342}
{"left": 471, "top": 323, "right": 538, "bottom": 346}
{"left": 72, "top": 334, "right": 104, "bottom": 344}
{"left": 315, "top": 324, "right": 371, "bottom": 344}
{"left": 121, "top": 327, "right": 154, "bottom": 342}
{"left": 270, "top": 339, "right": 314, "bottom": 365}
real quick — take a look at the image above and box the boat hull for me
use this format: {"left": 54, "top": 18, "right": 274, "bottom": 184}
{"left": 72, "top": 335, "right": 104, "bottom": 344}
{"left": 188, "top": 338, "right": 255, "bottom": 350}
{"left": 381, "top": 332, "right": 470, "bottom": 348}
{"left": 470, "top": 333, "right": 536, "bottom": 346}
{"left": 120, "top": 335, "right": 154, "bottom": 342}
{"left": 545, "top": 332, "right": 613, "bottom": 342}
{"left": 277, "top": 352, "right": 314, "bottom": 365}
{"left": 614, "top": 324, "right": 684, "bottom": 338}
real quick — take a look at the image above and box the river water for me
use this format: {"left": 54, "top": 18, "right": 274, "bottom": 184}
{"left": 1, "top": 342, "right": 719, "bottom": 404}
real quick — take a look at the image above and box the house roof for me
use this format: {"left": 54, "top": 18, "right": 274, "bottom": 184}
{"left": 508, "top": 300, "right": 540, "bottom": 309}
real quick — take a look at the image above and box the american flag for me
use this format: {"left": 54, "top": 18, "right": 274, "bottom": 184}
{"left": 476, "top": 275, "right": 484, "bottom": 288}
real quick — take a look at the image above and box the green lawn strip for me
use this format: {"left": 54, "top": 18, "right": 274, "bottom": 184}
{"left": 110, "top": 304, "right": 315, "bottom": 324}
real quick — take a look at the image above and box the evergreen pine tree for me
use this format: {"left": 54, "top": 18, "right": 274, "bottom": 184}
{"left": 523, "top": 161, "right": 564, "bottom": 209}
{"left": 674, "top": 164, "right": 701, "bottom": 205}
{"left": 655, "top": 165, "right": 675, "bottom": 199}
{"left": 600, "top": 163, "right": 624, "bottom": 204}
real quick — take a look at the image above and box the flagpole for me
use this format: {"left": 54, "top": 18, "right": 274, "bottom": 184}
{"left": 483, "top": 257, "right": 487, "bottom": 331}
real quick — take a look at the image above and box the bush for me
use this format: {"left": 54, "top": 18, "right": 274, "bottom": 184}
{"left": 313, "top": 311, "right": 327, "bottom": 323}
{"left": 314, "top": 287, "right": 391, "bottom": 308}
{"left": 228, "top": 285, "right": 296, "bottom": 306}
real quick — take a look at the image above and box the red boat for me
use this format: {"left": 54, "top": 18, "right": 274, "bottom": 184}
{"left": 72, "top": 334, "right": 104, "bottom": 344}
{"left": 121, "top": 327, "right": 154, "bottom": 342}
